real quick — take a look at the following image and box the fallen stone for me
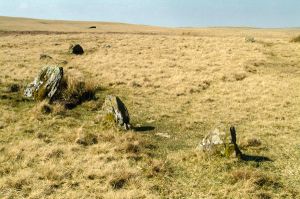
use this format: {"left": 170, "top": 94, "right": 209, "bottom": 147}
{"left": 197, "top": 126, "right": 242, "bottom": 158}
{"left": 102, "top": 95, "right": 131, "bottom": 130}
{"left": 69, "top": 44, "right": 84, "bottom": 55}
{"left": 24, "top": 66, "right": 63, "bottom": 101}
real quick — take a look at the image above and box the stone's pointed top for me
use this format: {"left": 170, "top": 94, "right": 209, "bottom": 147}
{"left": 24, "top": 65, "right": 63, "bottom": 101}
{"left": 102, "top": 95, "right": 131, "bottom": 130}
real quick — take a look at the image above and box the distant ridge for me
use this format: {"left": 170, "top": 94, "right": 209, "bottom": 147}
{"left": 0, "top": 16, "right": 299, "bottom": 37}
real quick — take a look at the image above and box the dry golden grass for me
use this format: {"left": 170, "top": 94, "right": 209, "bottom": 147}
{"left": 0, "top": 17, "right": 300, "bottom": 198}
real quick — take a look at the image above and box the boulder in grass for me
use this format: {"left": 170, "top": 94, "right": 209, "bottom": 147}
{"left": 197, "top": 126, "right": 242, "bottom": 158}
{"left": 101, "top": 95, "right": 131, "bottom": 130}
{"left": 69, "top": 44, "right": 84, "bottom": 55}
{"left": 24, "top": 66, "right": 63, "bottom": 101}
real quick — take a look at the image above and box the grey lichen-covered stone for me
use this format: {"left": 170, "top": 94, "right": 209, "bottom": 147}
{"left": 197, "top": 128, "right": 226, "bottom": 151}
{"left": 102, "top": 95, "right": 131, "bottom": 130}
{"left": 197, "top": 127, "right": 242, "bottom": 158}
{"left": 24, "top": 66, "right": 63, "bottom": 100}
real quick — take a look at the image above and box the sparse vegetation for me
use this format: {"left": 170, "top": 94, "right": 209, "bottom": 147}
{"left": 290, "top": 35, "right": 300, "bottom": 42}
{"left": 59, "top": 75, "right": 98, "bottom": 109}
{"left": 0, "top": 17, "right": 300, "bottom": 198}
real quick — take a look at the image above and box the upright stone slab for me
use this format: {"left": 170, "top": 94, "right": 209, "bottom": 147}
{"left": 197, "top": 126, "right": 242, "bottom": 158}
{"left": 24, "top": 66, "right": 63, "bottom": 101}
{"left": 102, "top": 95, "right": 131, "bottom": 130}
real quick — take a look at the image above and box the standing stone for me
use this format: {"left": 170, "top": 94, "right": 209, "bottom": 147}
{"left": 229, "top": 126, "right": 242, "bottom": 158}
{"left": 69, "top": 44, "right": 84, "bottom": 55}
{"left": 24, "top": 66, "right": 63, "bottom": 101}
{"left": 197, "top": 126, "right": 242, "bottom": 158}
{"left": 102, "top": 95, "right": 131, "bottom": 130}
{"left": 197, "top": 128, "right": 227, "bottom": 151}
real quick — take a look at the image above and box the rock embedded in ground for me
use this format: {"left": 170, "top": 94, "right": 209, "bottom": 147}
{"left": 24, "top": 66, "right": 64, "bottom": 101}
{"left": 69, "top": 44, "right": 84, "bottom": 55}
{"left": 197, "top": 127, "right": 242, "bottom": 158}
{"left": 102, "top": 95, "right": 131, "bottom": 130}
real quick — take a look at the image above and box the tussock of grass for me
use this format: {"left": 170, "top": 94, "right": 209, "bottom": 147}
{"left": 58, "top": 75, "right": 98, "bottom": 109}
{"left": 31, "top": 100, "right": 52, "bottom": 117}
{"left": 290, "top": 35, "right": 300, "bottom": 42}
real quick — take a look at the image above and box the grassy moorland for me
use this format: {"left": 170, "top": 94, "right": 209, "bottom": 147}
{"left": 0, "top": 16, "right": 300, "bottom": 198}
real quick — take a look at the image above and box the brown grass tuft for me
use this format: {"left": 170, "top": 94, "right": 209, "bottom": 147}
{"left": 290, "top": 35, "right": 300, "bottom": 42}
{"left": 109, "top": 172, "right": 132, "bottom": 190}
{"left": 59, "top": 75, "right": 98, "bottom": 109}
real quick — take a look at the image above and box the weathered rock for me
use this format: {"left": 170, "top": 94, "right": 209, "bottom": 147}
{"left": 102, "top": 95, "right": 131, "bottom": 130}
{"left": 24, "top": 66, "right": 63, "bottom": 101}
{"left": 69, "top": 44, "right": 84, "bottom": 55}
{"left": 89, "top": 26, "right": 96, "bottom": 29}
{"left": 197, "top": 128, "right": 226, "bottom": 151}
{"left": 197, "top": 126, "right": 242, "bottom": 158}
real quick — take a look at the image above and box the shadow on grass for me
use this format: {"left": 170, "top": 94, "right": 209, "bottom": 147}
{"left": 133, "top": 126, "right": 155, "bottom": 132}
{"left": 241, "top": 154, "right": 272, "bottom": 162}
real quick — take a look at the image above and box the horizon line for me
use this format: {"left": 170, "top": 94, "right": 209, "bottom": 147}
{"left": 1, "top": 15, "right": 300, "bottom": 30}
